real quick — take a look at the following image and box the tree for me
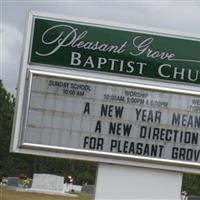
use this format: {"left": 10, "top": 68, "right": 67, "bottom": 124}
{"left": 0, "top": 80, "right": 15, "bottom": 177}
{"left": 0, "top": 80, "right": 15, "bottom": 133}
{"left": 182, "top": 174, "right": 200, "bottom": 196}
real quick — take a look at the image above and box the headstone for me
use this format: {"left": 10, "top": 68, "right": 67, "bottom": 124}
{"left": 7, "top": 177, "right": 19, "bottom": 187}
{"left": 72, "top": 185, "right": 82, "bottom": 192}
{"left": 64, "top": 183, "right": 82, "bottom": 192}
{"left": 31, "top": 174, "right": 64, "bottom": 192}
{"left": 81, "top": 185, "right": 95, "bottom": 195}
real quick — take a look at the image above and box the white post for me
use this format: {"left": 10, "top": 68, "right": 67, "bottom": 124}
{"left": 95, "top": 163, "right": 183, "bottom": 200}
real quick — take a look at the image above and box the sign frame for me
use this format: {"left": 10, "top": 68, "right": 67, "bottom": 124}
{"left": 10, "top": 11, "right": 200, "bottom": 174}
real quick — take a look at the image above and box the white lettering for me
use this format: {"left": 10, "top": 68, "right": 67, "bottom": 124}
{"left": 138, "top": 62, "right": 147, "bottom": 74}
{"left": 126, "top": 61, "right": 135, "bottom": 73}
{"left": 36, "top": 25, "right": 77, "bottom": 56}
{"left": 70, "top": 52, "right": 81, "bottom": 66}
{"left": 188, "top": 69, "right": 199, "bottom": 81}
{"left": 83, "top": 56, "right": 95, "bottom": 68}
{"left": 158, "top": 64, "right": 171, "bottom": 78}
{"left": 97, "top": 57, "right": 107, "bottom": 69}
{"left": 173, "top": 67, "right": 185, "bottom": 80}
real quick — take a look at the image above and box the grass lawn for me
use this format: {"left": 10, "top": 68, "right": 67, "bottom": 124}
{"left": 0, "top": 185, "right": 94, "bottom": 200}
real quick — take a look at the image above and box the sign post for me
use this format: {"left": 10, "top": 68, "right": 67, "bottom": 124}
{"left": 95, "top": 164, "right": 183, "bottom": 200}
{"left": 11, "top": 11, "right": 200, "bottom": 199}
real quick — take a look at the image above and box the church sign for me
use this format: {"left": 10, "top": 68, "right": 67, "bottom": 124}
{"left": 11, "top": 11, "right": 200, "bottom": 173}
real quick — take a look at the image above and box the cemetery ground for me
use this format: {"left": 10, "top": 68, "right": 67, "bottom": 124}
{"left": 0, "top": 185, "right": 93, "bottom": 200}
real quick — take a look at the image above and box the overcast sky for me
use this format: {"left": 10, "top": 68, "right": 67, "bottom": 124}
{"left": 1, "top": 0, "right": 200, "bottom": 94}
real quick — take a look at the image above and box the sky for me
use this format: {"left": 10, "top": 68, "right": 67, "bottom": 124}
{"left": 1, "top": 0, "right": 200, "bottom": 95}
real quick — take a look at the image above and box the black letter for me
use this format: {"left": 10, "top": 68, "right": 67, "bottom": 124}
{"left": 83, "top": 136, "right": 89, "bottom": 148}
{"left": 95, "top": 120, "right": 101, "bottom": 133}
{"left": 83, "top": 102, "right": 90, "bottom": 114}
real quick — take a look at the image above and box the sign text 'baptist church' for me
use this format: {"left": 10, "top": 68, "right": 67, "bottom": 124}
{"left": 30, "top": 18, "right": 200, "bottom": 85}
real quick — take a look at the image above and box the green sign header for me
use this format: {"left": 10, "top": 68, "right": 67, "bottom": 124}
{"left": 30, "top": 17, "right": 200, "bottom": 84}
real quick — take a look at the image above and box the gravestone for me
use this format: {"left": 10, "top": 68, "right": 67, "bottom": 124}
{"left": 81, "top": 185, "right": 95, "bottom": 195}
{"left": 31, "top": 174, "right": 64, "bottom": 192}
{"left": 7, "top": 177, "right": 19, "bottom": 187}
{"left": 64, "top": 183, "right": 82, "bottom": 192}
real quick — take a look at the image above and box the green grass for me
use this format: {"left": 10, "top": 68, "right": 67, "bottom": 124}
{"left": 0, "top": 185, "right": 93, "bottom": 200}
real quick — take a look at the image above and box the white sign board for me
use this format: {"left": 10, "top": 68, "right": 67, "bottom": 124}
{"left": 19, "top": 70, "right": 200, "bottom": 168}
